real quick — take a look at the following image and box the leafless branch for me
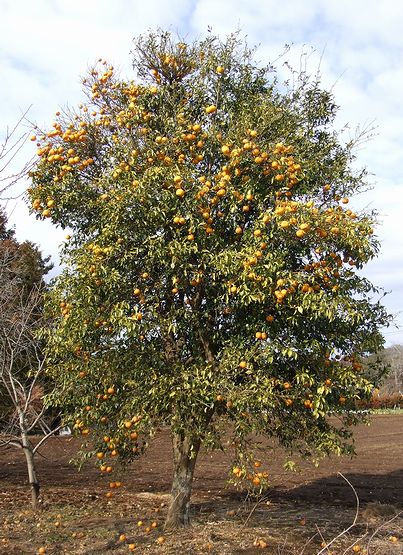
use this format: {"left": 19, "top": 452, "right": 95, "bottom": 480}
{"left": 0, "top": 107, "right": 35, "bottom": 198}
{"left": 366, "top": 510, "right": 402, "bottom": 553}
{"left": 33, "top": 425, "right": 62, "bottom": 455}
{"left": 316, "top": 472, "right": 360, "bottom": 555}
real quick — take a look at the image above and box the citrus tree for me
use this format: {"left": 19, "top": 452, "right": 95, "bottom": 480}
{"left": 27, "top": 31, "right": 389, "bottom": 527}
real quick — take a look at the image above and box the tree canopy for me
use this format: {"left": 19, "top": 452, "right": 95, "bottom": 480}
{"left": 27, "top": 31, "right": 389, "bottom": 526}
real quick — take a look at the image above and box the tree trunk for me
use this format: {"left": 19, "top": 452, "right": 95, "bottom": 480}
{"left": 165, "top": 432, "right": 201, "bottom": 529}
{"left": 21, "top": 432, "right": 40, "bottom": 510}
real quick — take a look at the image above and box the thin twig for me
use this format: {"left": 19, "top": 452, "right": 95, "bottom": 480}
{"left": 366, "top": 510, "right": 402, "bottom": 554}
{"left": 242, "top": 492, "right": 271, "bottom": 528}
{"left": 316, "top": 472, "right": 360, "bottom": 554}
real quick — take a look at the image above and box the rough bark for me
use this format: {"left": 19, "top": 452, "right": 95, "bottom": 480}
{"left": 165, "top": 432, "right": 201, "bottom": 529}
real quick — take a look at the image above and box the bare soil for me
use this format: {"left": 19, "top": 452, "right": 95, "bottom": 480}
{"left": 0, "top": 414, "right": 402, "bottom": 554}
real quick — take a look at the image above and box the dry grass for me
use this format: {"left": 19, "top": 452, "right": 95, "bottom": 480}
{"left": 1, "top": 488, "right": 401, "bottom": 554}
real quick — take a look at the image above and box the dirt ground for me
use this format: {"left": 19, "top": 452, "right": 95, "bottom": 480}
{"left": 0, "top": 414, "right": 402, "bottom": 554}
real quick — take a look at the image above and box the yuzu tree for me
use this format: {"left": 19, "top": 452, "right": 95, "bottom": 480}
{"left": 28, "top": 31, "right": 389, "bottom": 527}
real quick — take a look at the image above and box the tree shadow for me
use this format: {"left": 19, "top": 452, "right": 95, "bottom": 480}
{"left": 268, "top": 468, "right": 403, "bottom": 507}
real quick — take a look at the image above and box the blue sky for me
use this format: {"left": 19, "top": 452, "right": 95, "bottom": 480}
{"left": 1, "top": 0, "right": 402, "bottom": 345}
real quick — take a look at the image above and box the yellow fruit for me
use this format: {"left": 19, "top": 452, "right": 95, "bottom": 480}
{"left": 205, "top": 105, "right": 217, "bottom": 114}
{"left": 216, "top": 66, "right": 224, "bottom": 74}
{"left": 175, "top": 188, "right": 185, "bottom": 197}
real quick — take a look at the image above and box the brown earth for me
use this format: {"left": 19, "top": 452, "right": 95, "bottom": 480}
{"left": 0, "top": 414, "right": 402, "bottom": 554}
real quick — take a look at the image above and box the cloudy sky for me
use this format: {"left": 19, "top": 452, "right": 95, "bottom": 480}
{"left": 1, "top": 0, "right": 402, "bottom": 345}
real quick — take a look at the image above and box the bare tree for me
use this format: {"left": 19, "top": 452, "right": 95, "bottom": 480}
{"left": 0, "top": 108, "right": 35, "bottom": 200}
{"left": 0, "top": 256, "right": 59, "bottom": 509}
{"left": 366, "top": 344, "right": 403, "bottom": 395}
{"left": 388, "top": 344, "right": 403, "bottom": 392}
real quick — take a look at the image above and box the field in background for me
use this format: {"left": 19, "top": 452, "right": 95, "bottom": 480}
{"left": 0, "top": 415, "right": 402, "bottom": 554}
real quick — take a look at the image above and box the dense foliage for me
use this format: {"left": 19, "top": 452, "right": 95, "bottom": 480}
{"left": 27, "top": 31, "right": 389, "bottom": 524}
